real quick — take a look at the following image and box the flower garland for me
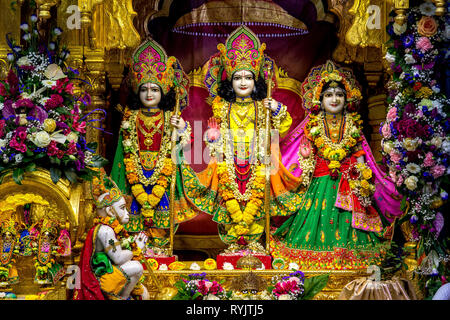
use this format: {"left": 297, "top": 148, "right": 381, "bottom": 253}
{"left": 381, "top": 2, "right": 449, "bottom": 297}
{"left": 211, "top": 97, "right": 267, "bottom": 239}
{"left": 121, "top": 109, "right": 174, "bottom": 219}
{"left": 347, "top": 162, "right": 376, "bottom": 207}
{"left": 305, "top": 112, "right": 363, "bottom": 179}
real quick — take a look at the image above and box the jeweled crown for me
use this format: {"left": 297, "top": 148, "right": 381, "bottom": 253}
{"left": 130, "top": 38, "right": 177, "bottom": 94}
{"left": 217, "top": 25, "right": 266, "bottom": 80}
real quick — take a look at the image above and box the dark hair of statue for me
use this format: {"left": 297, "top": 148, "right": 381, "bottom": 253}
{"left": 127, "top": 84, "right": 177, "bottom": 111}
{"left": 320, "top": 81, "right": 347, "bottom": 103}
{"left": 217, "top": 71, "right": 268, "bottom": 102}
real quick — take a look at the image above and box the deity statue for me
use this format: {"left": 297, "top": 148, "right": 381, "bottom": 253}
{"left": 111, "top": 38, "right": 198, "bottom": 251}
{"left": 73, "top": 169, "right": 149, "bottom": 300}
{"left": 0, "top": 219, "right": 20, "bottom": 287}
{"left": 180, "top": 26, "right": 303, "bottom": 248}
{"left": 32, "top": 218, "right": 71, "bottom": 285}
{"left": 270, "top": 60, "right": 403, "bottom": 270}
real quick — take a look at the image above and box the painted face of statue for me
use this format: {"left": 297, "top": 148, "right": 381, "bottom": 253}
{"left": 322, "top": 86, "right": 346, "bottom": 115}
{"left": 110, "top": 197, "right": 130, "bottom": 225}
{"left": 232, "top": 70, "right": 255, "bottom": 98}
{"left": 139, "top": 82, "right": 161, "bottom": 108}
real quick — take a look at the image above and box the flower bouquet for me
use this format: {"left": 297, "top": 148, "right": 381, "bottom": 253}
{"left": 172, "top": 272, "right": 231, "bottom": 300}
{"left": 269, "top": 271, "right": 329, "bottom": 300}
{"left": 381, "top": 1, "right": 449, "bottom": 295}
{"left": 0, "top": 13, "right": 106, "bottom": 184}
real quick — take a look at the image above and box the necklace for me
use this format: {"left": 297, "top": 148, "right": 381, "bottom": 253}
{"left": 136, "top": 111, "right": 164, "bottom": 147}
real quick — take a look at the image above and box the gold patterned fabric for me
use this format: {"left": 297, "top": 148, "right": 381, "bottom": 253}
{"left": 338, "top": 277, "right": 418, "bottom": 300}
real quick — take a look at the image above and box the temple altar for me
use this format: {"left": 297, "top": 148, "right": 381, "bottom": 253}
{"left": 0, "top": 0, "right": 448, "bottom": 301}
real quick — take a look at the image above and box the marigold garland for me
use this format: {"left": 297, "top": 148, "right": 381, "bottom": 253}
{"left": 306, "top": 112, "right": 363, "bottom": 178}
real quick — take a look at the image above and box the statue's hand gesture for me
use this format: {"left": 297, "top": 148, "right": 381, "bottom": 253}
{"left": 170, "top": 115, "right": 186, "bottom": 130}
{"left": 135, "top": 231, "right": 148, "bottom": 250}
{"left": 206, "top": 117, "right": 221, "bottom": 142}
{"left": 299, "top": 135, "right": 312, "bottom": 158}
{"left": 263, "top": 98, "right": 278, "bottom": 112}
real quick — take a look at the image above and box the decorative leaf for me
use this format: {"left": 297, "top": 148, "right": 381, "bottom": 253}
{"left": 64, "top": 168, "right": 77, "bottom": 184}
{"left": 50, "top": 167, "right": 62, "bottom": 184}
{"left": 301, "top": 274, "right": 329, "bottom": 300}
{"left": 12, "top": 167, "right": 24, "bottom": 185}
{"left": 25, "top": 162, "right": 36, "bottom": 173}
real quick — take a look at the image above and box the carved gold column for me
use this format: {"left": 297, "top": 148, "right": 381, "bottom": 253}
{"left": 0, "top": 2, "right": 21, "bottom": 79}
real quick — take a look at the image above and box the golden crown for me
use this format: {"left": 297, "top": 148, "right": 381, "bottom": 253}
{"left": 217, "top": 25, "right": 266, "bottom": 80}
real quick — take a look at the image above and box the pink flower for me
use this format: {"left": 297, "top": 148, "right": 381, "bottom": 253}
{"left": 423, "top": 152, "right": 435, "bottom": 167}
{"left": 66, "top": 141, "right": 78, "bottom": 155}
{"left": 416, "top": 36, "right": 433, "bottom": 52}
{"left": 381, "top": 123, "right": 392, "bottom": 138}
{"left": 389, "top": 170, "right": 397, "bottom": 182}
{"left": 430, "top": 165, "right": 445, "bottom": 178}
{"left": 0, "top": 82, "right": 7, "bottom": 96}
{"left": 9, "top": 137, "right": 27, "bottom": 153}
{"left": 47, "top": 140, "right": 59, "bottom": 157}
{"left": 386, "top": 108, "right": 398, "bottom": 122}
{"left": 72, "top": 116, "right": 86, "bottom": 133}
{"left": 44, "top": 94, "right": 64, "bottom": 110}
{"left": 389, "top": 150, "right": 403, "bottom": 164}
{"left": 64, "top": 83, "right": 74, "bottom": 95}
{"left": 396, "top": 175, "right": 404, "bottom": 187}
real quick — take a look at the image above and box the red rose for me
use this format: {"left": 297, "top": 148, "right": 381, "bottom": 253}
{"left": 330, "top": 169, "right": 339, "bottom": 180}
{"left": 0, "top": 82, "right": 7, "bottom": 96}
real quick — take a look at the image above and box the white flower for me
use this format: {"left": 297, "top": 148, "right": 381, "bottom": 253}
{"left": 39, "top": 97, "right": 50, "bottom": 106}
{"left": 67, "top": 132, "right": 79, "bottom": 143}
{"left": 31, "top": 131, "right": 51, "bottom": 148}
{"left": 0, "top": 139, "right": 6, "bottom": 148}
{"left": 405, "top": 176, "right": 419, "bottom": 191}
{"left": 17, "top": 56, "right": 31, "bottom": 67}
{"left": 445, "top": 25, "right": 450, "bottom": 41}
{"left": 6, "top": 53, "right": 14, "bottom": 61}
{"left": 404, "top": 54, "right": 416, "bottom": 64}
{"left": 203, "top": 294, "right": 220, "bottom": 300}
{"left": 393, "top": 22, "right": 407, "bottom": 35}
{"left": 48, "top": 42, "right": 56, "bottom": 50}
{"left": 123, "top": 139, "right": 132, "bottom": 148}
{"left": 158, "top": 264, "right": 168, "bottom": 271}
{"left": 403, "top": 138, "right": 419, "bottom": 151}
{"left": 406, "top": 163, "right": 421, "bottom": 174}
{"left": 383, "top": 140, "right": 395, "bottom": 154}
{"left": 189, "top": 262, "right": 201, "bottom": 270}
{"left": 384, "top": 52, "right": 396, "bottom": 64}
{"left": 15, "top": 154, "right": 23, "bottom": 163}
{"left": 222, "top": 262, "right": 234, "bottom": 270}
{"left": 121, "top": 121, "right": 130, "bottom": 130}
{"left": 22, "top": 33, "right": 31, "bottom": 41}
{"left": 419, "top": 2, "right": 436, "bottom": 16}
{"left": 442, "top": 139, "right": 450, "bottom": 154}
{"left": 430, "top": 136, "right": 443, "bottom": 148}
{"left": 288, "top": 262, "right": 299, "bottom": 270}
{"left": 44, "top": 64, "right": 66, "bottom": 80}
{"left": 42, "top": 79, "right": 56, "bottom": 88}
{"left": 20, "top": 23, "right": 29, "bottom": 31}
{"left": 49, "top": 132, "right": 66, "bottom": 144}
{"left": 432, "top": 86, "right": 441, "bottom": 94}
{"left": 278, "top": 294, "right": 294, "bottom": 300}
